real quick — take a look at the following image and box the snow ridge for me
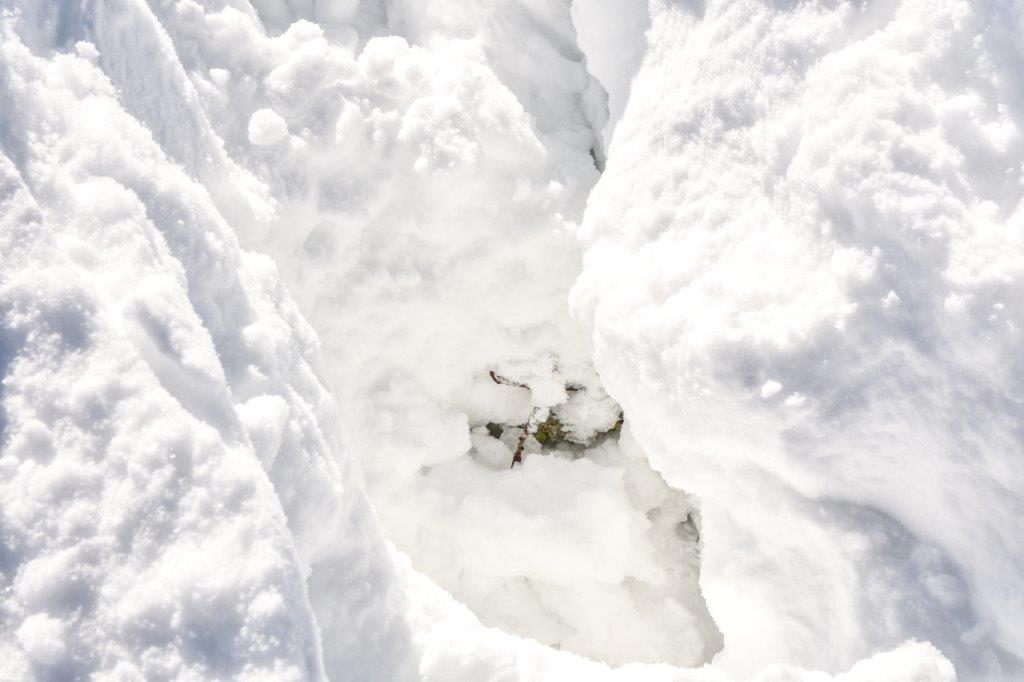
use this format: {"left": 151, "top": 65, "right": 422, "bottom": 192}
{"left": 0, "top": 13, "right": 413, "bottom": 679}
{"left": 573, "top": 0, "right": 1024, "bottom": 678}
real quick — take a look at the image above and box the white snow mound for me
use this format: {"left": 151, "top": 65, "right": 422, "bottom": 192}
{"left": 573, "top": 0, "right": 1024, "bottom": 679}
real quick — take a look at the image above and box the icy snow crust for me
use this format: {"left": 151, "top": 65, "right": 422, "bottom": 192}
{"left": 0, "top": 0, "right": 1008, "bottom": 681}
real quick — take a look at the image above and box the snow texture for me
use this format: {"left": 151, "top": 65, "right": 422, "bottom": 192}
{"left": 0, "top": 11, "right": 412, "bottom": 679}
{"left": 573, "top": 0, "right": 1024, "bottom": 679}
{"left": 126, "top": 0, "right": 724, "bottom": 667}
{"left": 0, "top": 0, "right": 1015, "bottom": 680}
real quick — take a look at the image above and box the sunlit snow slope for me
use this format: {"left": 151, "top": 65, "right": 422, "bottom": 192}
{"left": 0, "top": 23, "right": 413, "bottom": 680}
{"left": 574, "top": 0, "right": 1024, "bottom": 679}
{"left": 0, "top": 0, "right": 1018, "bottom": 680}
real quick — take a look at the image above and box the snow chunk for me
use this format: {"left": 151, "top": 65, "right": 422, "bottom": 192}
{"left": 784, "top": 393, "right": 807, "bottom": 408}
{"left": 74, "top": 41, "right": 99, "bottom": 62}
{"left": 760, "top": 380, "right": 783, "bottom": 399}
{"left": 16, "top": 614, "right": 66, "bottom": 666}
{"left": 237, "top": 394, "right": 290, "bottom": 468}
{"left": 882, "top": 290, "right": 901, "bottom": 308}
{"left": 248, "top": 108, "right": 289, "bottom": 146}
{"left": 208, "top": 67, "right": 231, "bottom": 86}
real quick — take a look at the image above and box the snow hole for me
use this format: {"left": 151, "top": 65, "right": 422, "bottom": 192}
{"left": 376, "top": 362, "right": 724, "bottom": 667}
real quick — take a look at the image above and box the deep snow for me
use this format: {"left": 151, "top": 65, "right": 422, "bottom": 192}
{"left": 0, "top": 0, "right": 1019, "bottom": 680}
{"left": 573, "top": 1, "right": 1024, "bottom": 678}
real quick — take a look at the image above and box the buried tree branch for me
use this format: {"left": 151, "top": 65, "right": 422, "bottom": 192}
{"left": 487, "top": 369, "right": 592, "bottom": 468}
{"left": 489, "top": 370, "right": 529, "bottom": 389}
{"left": 512, "top": 407, "right": 544, "bottom": 469}
{"left": 489, "top": 369, "right": 583, "bottom": 393}
{"left": 488, "top": 371, "right": 542, "bottom": 468}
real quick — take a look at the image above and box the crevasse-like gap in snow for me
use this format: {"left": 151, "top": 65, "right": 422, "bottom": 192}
{"left": 383, "top": 2, "right": 725, "bottom": 665}
{"left": 4, "top": 0, "right": 1021, "bottom": 678}
{"left": 70, "top": 0, "right": 725, "bottom": 667}
{"left": 203, "top": 0, "right": 724, "bottom": 667}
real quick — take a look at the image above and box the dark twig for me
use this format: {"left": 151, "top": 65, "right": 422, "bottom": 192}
{"left": 511, "top": 430, "right": 528, "bottom": 468}
{"left": 489, "top": 370, "right": 530, "bottom": 389}
{"left": 491, "top": 369, "right": 581, "bottom": 393}
{"left": 511, "top": 407, "right": 544, "bottom": 469}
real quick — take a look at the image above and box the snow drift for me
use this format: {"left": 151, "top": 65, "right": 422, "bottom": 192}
{"left": 0, "top": 0, "right": 1018, "bottom": 680}
{"left": 573, "top": 0, "right": 1024, "bottom": 679}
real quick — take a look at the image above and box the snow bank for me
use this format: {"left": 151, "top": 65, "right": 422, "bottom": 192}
{"left": 0, "top": 13, "right": 413, "bottom": 679}
{"left": 573, "top": 0, "right": 1024, "bottom": 678}
{"left": 0, "top": 0, "right": 996, "bottom": 679}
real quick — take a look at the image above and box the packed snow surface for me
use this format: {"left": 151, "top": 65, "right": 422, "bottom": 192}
{"left": 0, "top": 0, "right": 1019, "bottom": 680}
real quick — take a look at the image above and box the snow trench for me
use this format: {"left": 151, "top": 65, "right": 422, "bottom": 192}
{"left": 209, "top": 0, "right": 726, "bottom": 668}
{"left": 2, "top": 0, "right": 1019, "bottom": 680}
{"left": 1, "top": 0, "right": 726, "bottom": 675}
